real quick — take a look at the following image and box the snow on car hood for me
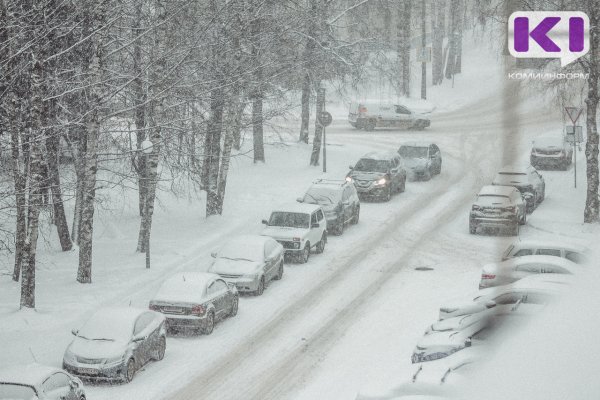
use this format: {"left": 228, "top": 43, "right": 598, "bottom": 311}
{"left": 262, "top": 226, "right": 308, "bottom": 241}
{"left": 68, "top": 336, "right": 127, "bottom": 360}
{"left": 210, "top": 258, "right": 261, "bottom": 275}
{"left": 348, "top": 171, "right": 386, "bottom": 181}
{"left": 402, "top": 158, "right": 429, "bottom": 169}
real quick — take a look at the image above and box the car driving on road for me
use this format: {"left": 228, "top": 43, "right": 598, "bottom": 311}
{"left": 149, "top": 272, "right": 238, "bottom": 335}
{"left": 492, "top": 165, "right": 545, "bottom": 213}
{"left": 398, "top": 141, "right": 442, "bottom": 181}
{"left": 63, "top": 307, "right": 166, "bottom": 383}
{"left": 346, "top": 152, "right": 407, "bottom": 202}
{"left": 530, "top": 135, "right": 573, "bottom": 170}
{"left": 348, "top": 100, "right": 431, "bottom": 131}
{"left": 208, "top": 235, "right": 284, "bottom": 296}
{"left": 261, "top": 203, "right": 327, "bottom": 263}
{"left": 469, "top": 185, "right": 526, "bottom": 235}
{"left": 297, "top": 179, "right": 360, "bottom": 235}
{"left": 0, "top": 364, "right": 86, "bottom": 400}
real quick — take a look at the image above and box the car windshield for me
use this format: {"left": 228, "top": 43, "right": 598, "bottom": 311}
{"left": 303, "top": 187, "right": 341, "bottom": 205}
{"left": 477, "top": 194, "right": 510, "bottom": 206}
{"left": 78, "top": 312, "right": 134, "bottom": 342}
{"left": 268, "top": 212, "right": 310, "bottom": 228}
{"left": 399, "top": 146, "right": 428, "bottom": 158}
{"left": 494, "top": 172, "right": 528, "bottom": 185}
{"left": 353, "top": 158, "right": 390, "bottom": 173}
{"left": 534, "top": 137, "right": 563, "bottom": 148}
{"left": 219, "top": 241, "right": 264, "bottom": 262}
{"left": 0, "top": 383, "right": 36, "bottom": 399}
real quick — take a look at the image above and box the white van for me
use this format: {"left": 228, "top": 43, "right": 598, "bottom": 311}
{"left": 501, "top": 239, "right": 590, "bottom": 264}
{"left": 348, "top": 100, "right": 430, "bottom": 131}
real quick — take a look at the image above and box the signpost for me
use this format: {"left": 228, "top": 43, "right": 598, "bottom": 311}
{"left": 564, "top": 107, "right": 584, "bottom": 188}
{"left": 317, "top": 111, "right": 333, "bottom": 173}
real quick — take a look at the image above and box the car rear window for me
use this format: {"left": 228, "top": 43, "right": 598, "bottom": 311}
{"left": 476, "top": 195, "right": 510, "bottom": 206}
{"left": 513, "top": 249, "right": 534, "bottom": 257}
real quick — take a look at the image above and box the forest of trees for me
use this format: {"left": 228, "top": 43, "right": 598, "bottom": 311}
{"left": 0, "top": 0, "right": 597, "bottom": 308}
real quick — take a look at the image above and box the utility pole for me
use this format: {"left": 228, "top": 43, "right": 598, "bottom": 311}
{"left": 421, "top": 0, "right": 427, "bottom": 99}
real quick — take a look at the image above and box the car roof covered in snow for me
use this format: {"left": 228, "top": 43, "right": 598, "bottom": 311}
{"left": 154, "top": 272, "right": 220, "bottom": 303}
{"left": 360, "top": 151, "right": 398, "bottom": 161}
{"left": 495, "top": 254, "right": 581, "bottom": 269}
{"left": 497, "top": 164, "right": 533, "bottom": 174}
{"left": 399, "top": 141, "right": 434, "bottom": 148}
{"left": 0, "top": 363, "right": 64, "bottom": 387}
{"left": 478, "top": 185, "right": 516, "bottom": 196}
{"left": 271, "top": 202, "right": 322, "bottom": 214}
{"left": 507, "top": 238, "right": 589, "bottom": 253}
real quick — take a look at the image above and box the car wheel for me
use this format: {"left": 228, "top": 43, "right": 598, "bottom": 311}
{"left": 274, "top": 261, "right": 284, "bottom": 280}
{"left": 316, "top": 233, "right": 327, "bottom": 254}
{"left": 153, "top": 336, "right": 166, "bottom": 361}
{"left": 382, "top": 186, "right": 392, "bottom": 202}
{"left": 229, "top": 296, "right": 239, "bottom": 317}
{"left": 334, "top": 219, "right": 344, "bottom": 235}
{"left": 364, "top": 120, "right": 376, "bottom": 131}
{"left": 469, "top": 222, "right": 477, "bottom": 234}
{"left": 255, "top": 276, "right": 265, "bottom": 296}
{"left": 510, "top": 223, "right": 519, "bottom": 236}
{"left": 399, "top": 178, "right": 406, "bottom": 193}
{"left": 123, "top": 358, "right": 136, "bottom": 383}
{"left": 351, "top": 207, "right": 360, "bottom": 224}
{"left": 203, "top": 312, "right": 215, "bottom": 335}
{"left": 299, "top": 243, "right": 310, "bottom": 264}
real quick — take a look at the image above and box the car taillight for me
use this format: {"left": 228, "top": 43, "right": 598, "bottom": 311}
{"left": 481, "top": 273, "right": 496, "bottom": 280}
{"left": 358, "top": 106, "right": 367, "bottom": 114}
{"left": 191, "top": 304, "right": 206, "bottom": 316}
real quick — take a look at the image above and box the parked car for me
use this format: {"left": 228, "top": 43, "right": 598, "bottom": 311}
{"left": 346, "top": 152, "right": 407, "bottom": 202}
{"left": 492, "top": 165, "right": 545, "bottom": 213}
{"left": 261, "top": 203, "right": 327, "bottom": 263}
{"left": 150, "top": 273, "right": 238, "bottom": 336}
{"left": 412, "top": 324, "right": 482, "bottom": 363}
{"left": 297, "top": 179, "right": 360, "bottom": 235}
{"left": 425, "top": 310, "right": 494, "bottom": 336}
{"left": 409, "top": 346, "right": 482, "bottom": 385}
{"left": 479, "top": 255, "right": 580, "bottom": 289}
{"left": 208, "top": 235, "right": 284, "bottom": 295}
{"left": 348, "top": 100, "right": 431, "bottom": 131}
{"left": 0, "top": 364, "right": 85, "bottom": 400}
{"left": 63, "top": 307, "right": 166, "bottom": 383}
{"left": 469, "top": 185, "right": 526, "bottom": 235}
{"left": 438, "top": 274, "right": 570, "bottom": 320}
{"left": 501, "top": 239, "right": 590, "bottom": 264}
{"left": 398, "top": 141, "right": 442, "bottom": 180}
{"left": 530, "top": 135, "right": 573, "bottom": 170}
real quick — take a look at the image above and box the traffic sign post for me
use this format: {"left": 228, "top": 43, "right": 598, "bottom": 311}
{"left": 317, "top": 110, "right": 332, "bottom": 173}
{"left": 564, "top": 107, "right": 584, "bottom": 188}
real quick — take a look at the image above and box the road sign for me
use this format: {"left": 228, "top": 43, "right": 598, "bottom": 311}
{"left": 417, "top": 46, "right": 432, "bottom": 63}
{"left": 566, "top": 125, "right": 584, "bottom": 143}
{"left": 565, "top": 107, "right": 583, "bottom": 124}
{"left": 318, "top": 111, "right": 332, "bottom": 127}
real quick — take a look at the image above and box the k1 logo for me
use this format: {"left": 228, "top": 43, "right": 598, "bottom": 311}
{"left": 508, "top": 11, "right": 589, "bottom": 67}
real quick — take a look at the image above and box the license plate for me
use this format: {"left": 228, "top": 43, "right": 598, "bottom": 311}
{"left": 79, "top": 368, "right": 99, "bottom": 375}
{"left": 162, "top": 306, "right": 181, "bottom": 313}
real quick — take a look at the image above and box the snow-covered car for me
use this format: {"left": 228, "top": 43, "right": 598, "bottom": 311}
{"left": 261, "top": 203, "right": 327, "bottom": 263}
{"left": 479, "top": 255, "right": 581, "bottom": 289}
{"left": 409, "top": 345, "right": 482, "bottom": 384}
{"left": 346, "top": 152, "right": 407, "bottom": 202}
{"left": 348, "top": 100, "right": 431, "bottom": 131}
{"left": 398, "top": 142, "right": 442, "bottom": 181}
{"left": 492, "top": 165, "right": 545, "bottom": 213}
{"left": 469, "top": 185, "right": 526, "bottom": 235}
{"left": 412, "top": 324, "right": 481, "bottom": 363}
{"left": 438, "top": 275, "right": 570, "bottom": 320}
{"left": 0, "top": 364, "right": 85, "bottom": 400}
{"left": 63, "top": 307, "right": 166, "bottom": 383}
{"left": 149, "top": 272, "right": 238, "bottom": 335}
{"left": 297, "top": 179, "right": 360, "bottom": 235}
{"left": 501, "top": 239, "right": 590, "bottom": 264}
{"left": 425, "top": 309, "right": 494, "bottom": 336}
{"left": 530, "top": 135, "right": 573, "bottom": 170}
{"left": 208, "top": 235, "right": 284, "bottom": 295}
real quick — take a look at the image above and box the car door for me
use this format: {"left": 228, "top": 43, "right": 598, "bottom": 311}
{"left": 395, "top": 105, "right": 413, "bottom": 128}
{"left": 430, "top": 144, "right": 441, "bottom": 170}
{"left": 133, "top": 313, "right": 153, "bottom": 364}
{"left": 263, "top": 240, "right": 277, "bottom": 279}
{"left": 212, "top": 279, "right": 230, "bottom": 318}
{"left": 341, "top": 187, "right": 353, "bottom": 224}
{"left": 42, "top": 372, "right": 79, "bottom": 400}
{"left": 512, "top": 190, "right": 525, "bottom": 217}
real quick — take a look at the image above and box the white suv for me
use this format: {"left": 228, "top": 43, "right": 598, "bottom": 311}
{"left": 348, "top": 100, "right": 431, "bottom": 131}
{"left": 261, "top": 203, "right": 327, "bottom": 263}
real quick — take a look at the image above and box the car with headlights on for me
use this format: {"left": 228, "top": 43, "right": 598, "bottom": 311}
{"left": 63, "top": 307, "right": 166, "bottom": 383}
{"left": 150, "top": 272, "right": 238, "bottom": 335}
{"left": 297, "top": 179, "right": 360, "bottom": 235}
{"left": 530, "top": 135, "right": 572, "bottom": 170}
{"left": 261, "top": 203, "right": 327, "bottom": 263}
{"left": 438, "top": 274, "right": 570, "bottom": 321}
{"left": 346, "top": 152, "right": 406, "bottom": 202}
{"left": 492, "top": 165, "right": 545, "bottom": 213}
{"left": 469, "top": 185, "right": 526, "bottom": 235}
{"left": 501, "top": 239, "right": 590, "bottom": 264}
{"left": 208, "top": 235, "right": 284, "bottom": 296}
{"left": 0, "top": 364, "right": 85, "bottom": 400}
{"left": 398, "top": 142, "right": 442, "bottom": 181}
{"left": 479, "top": 255, "right": 580, "bottom": 289}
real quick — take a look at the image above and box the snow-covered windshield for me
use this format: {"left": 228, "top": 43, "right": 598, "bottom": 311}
{"left": 354, "top": 159, "right": 390, "bottom": 173}
{"left": 494, "top": 172, "right": 528, "bottom": 185}
{"left": 0, "top": 383, "right": 36, "bottom": 399}
{"left": 78, "top": 312, "right": 133, "bottom": 342}
{"left": 219, "top": 241, "right": 264, "bottom": 262}
{"left": 303, "top": 187, "right": 341, "bottom": 205}
{"left": 268, "top": 212, "right": 310, "bottom": 228}
{"left": 399, "top": 146, "right": 428, "bottom": 158}
{"left": 477, "top": 195, "right": 510, "bottom": 206}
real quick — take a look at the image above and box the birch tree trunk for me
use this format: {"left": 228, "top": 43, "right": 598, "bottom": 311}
{"left": 310, "top": 84, "right": 324, "bottom": 166}
{"left": 132, "top": 0, "right": 147, "bottom": 217}
{"left": 398, "top": 0, "right": 412, "bottom": 97}
{"left": 299, "top": 73, "right": 311, "bottom": 143}
{"left": 251, "top": 9, "right": 265, "bottom": 163}
{"left": 432, "top": 0, "right": 446, "bottom": 86}
{"left": 205, "top": 86, "right": 224, "bottom": 216}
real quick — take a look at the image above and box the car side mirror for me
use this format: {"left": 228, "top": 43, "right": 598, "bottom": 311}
{"left": 296, "top": 197, "right": 303, "bottom": 203}
{"left": 348, "top": 165, "right": 354, "bottom": 170}
{"left": 71, "top": 329, "right": 78, "bottom": 336}
{"left": 312, "top": 223, "right": 320, "bottom": 228}
{"left": 261, "top": 219, "right": 269, "bottom": 225}
{"left": 210, "top": 252, "right": 217, "bottom": 258}
{"left": 485, "top": 300, "right": 497, "bottom": 309}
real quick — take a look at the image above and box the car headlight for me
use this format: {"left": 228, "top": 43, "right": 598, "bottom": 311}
{"left": 345, "top": 176, "right": 353, "bottom": 183}
{"left": 374, "top": 178, "right": 387, "bottom": 186}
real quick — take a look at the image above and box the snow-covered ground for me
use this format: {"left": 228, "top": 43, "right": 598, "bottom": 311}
{"left": 1, "top": 30, "right": 597, "bottom": 400}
